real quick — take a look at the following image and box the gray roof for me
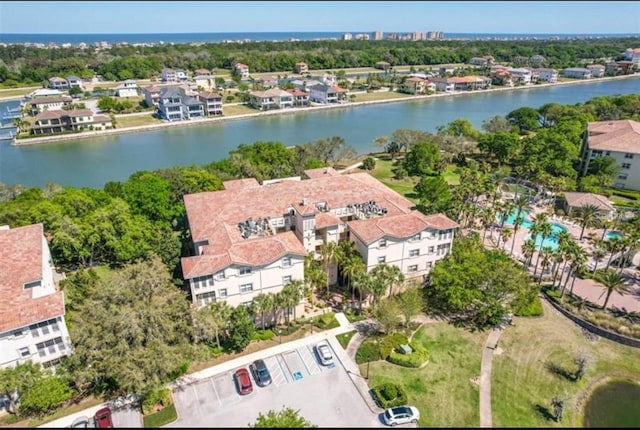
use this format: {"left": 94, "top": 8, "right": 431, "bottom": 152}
{"left": 160, "top": 86, "right": 183, "bottom": 98}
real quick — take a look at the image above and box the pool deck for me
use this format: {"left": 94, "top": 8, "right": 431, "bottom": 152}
{"left": 484, "top": 205, "right": 640, "bottom": 313}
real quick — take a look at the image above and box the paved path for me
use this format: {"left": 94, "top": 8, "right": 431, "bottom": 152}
{"left": 479, "top": 328, "right": 504, "bottom": 428}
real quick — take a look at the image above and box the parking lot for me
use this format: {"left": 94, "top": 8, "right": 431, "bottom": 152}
{"left": 167, "top": 339, "right": 385, "bottom": 427}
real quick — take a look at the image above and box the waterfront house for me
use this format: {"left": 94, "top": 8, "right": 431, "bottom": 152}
{"left": 48, "top": 77, "right": 69, "bottom": 91}
{"left": 198, "top": 91, "right": 223, "bottom": 116}
{"left": 286, "top": 88, "right": 309, "bottom": 107}
{"left": 563, "top": 67, "right": 592, "bottom": 79}
{"left": 399, "top": 77, "right": 435, "bottom": 95}
{"left": 142, "top": 85, "right": 162, "bottom": 107}
{"left": 193, "top": 75, "right": 216, "bottom": 91}
{"left": 30, "top": 109, "right": 112, "bottom": 135}
{"left": 25, "top": 89, "right": 64, "bottom": 100}
{"left": 0, "top": 223, "right": 72, "bottom": 370}
{"left": 560, "top": 192, "right": 616, "bottom": 220}
{"left": 28, "top": 95, "right": 73, "bottom": 115}
{"left": 161, "top": 68, "right": 188, "bottom": 83}
{"left": 248, "top": 88, "right": 294, "bottom": 110}
{"left": 586, "top": 64, "right": 606, "bottom": 78}
{"left": 506, "top": 68, "right": 532, "bottom": 85}
{"left": 580, "top": 119, "right": 640, "bottom": 191}
{"left": 194, "top": 68, "right": 212, "bottom": 76}
{"left": 113, "top": 80, "right": 138, "bottom": 98}
{"left": 158, "top": 86, "right": 205, "bottom": 121}
{"left": 233, "top": 62, "right": 250, "bottom": 79}
{"left": 308, "top": 84, "right": 348, "bottom": 104}
{"left": 623, "top": 47, "right": 640, "bottom": 66}
{"left": 181, "top": 170, "right": 457, "bottom": 313}
{"left": 295, "top": 62, "right": 308, "bottom": 74}
{"left": 430, "top": 76, "right": 491, "bottom": 92}
{"left": 531, "top": 68, "right": 559, "bottom": 83}
{"left": 290, "top": 79, "right": 322, "bottom": 92}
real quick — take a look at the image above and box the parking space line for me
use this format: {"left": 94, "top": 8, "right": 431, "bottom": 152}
{"left": 210, "top": 377, "right": 222, "bottom": 406}
{"left": 298, "top": 345, "right": 320, "bottom": 375}
{"left": 276, "top": 354, "right": 291, "bottom": 383}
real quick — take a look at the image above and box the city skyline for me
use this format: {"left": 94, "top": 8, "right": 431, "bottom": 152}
{"left": 0, "top": 1, "right": 639, "bottom": 35}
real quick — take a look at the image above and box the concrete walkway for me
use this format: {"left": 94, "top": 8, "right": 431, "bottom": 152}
{"left": 479, "top": 328, "right": 504, "bottom": 428}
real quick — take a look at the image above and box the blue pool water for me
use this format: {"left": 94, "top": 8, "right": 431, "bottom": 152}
{"left": 606, "top": 231, "right": 622, "bottom": 240}
{"left": 498, "top": 209, "right": 532, "bottom": 228}
{"left": 526, "top": 223, "right": 568, "bottom": 250}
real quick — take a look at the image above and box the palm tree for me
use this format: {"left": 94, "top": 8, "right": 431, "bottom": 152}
{"left": 604, "top": 236, "right": 626, "bottom": 270}
{"left": 530, "top": 213, "right": 552, "bottom": 278}
{"left": 509, "top": 195, "right": 529, "bottom": 255}
{"left": 208, "top": 301, "right": 232, "bottom": 349}
{"left": 562, "top": 245, "right": 588, "bottom": 298}
{"left": 251, "top": 293, "right": 269, "bottom": 330}
{"left": 576, "top": 204, "right": 601, "bottom": 240}
{"left": 342, "top": 256, "right": 366, "bottom": 304}
{"left": 553, "top": 230, "right": 572, "bottom": 287}
{"left": 480, "top": 206, "right": 495, "bottom": 242}
{"left": 284, "top": 279, "right": 306, "bottom": 321}
{"left": 538, "top": 246, "right": 554, "bottom": 285}
{"left": 319, "top": 241, "right": 338, "bottom": 295}
{"left": 499, "top": 227, "right": 513, "bottom": 251}
{"left": 596, "top": 269, "right": 630, "bottom": 310}
{"left": 521, "top": 238, "right": 537, "bottom": 270}
{"left": 591, "top": 246, "right": 607, "bottom": 275}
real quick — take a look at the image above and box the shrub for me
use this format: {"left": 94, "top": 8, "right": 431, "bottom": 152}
{"left": 514, "top": 293, "right": 543, "bottom": 317}
{"left": 387, "top": 342, "right": 429, "bottom": 368}
{"left": 315, "top": 312, "right": 340, "bottom": 329}
{"left": 379, "top": 333, "right": 409, "bottom": 360}
{"left": 356, "top": 340, "right": 381, "bottom": 364}
{"left": 252, "top": 329, "right": 275, "bottom": 341}
{"left": 371, "top": 382, "right": 408, "bottom": 408}
{"left": 141, "top": 388, "right": 171, "bottom": 415}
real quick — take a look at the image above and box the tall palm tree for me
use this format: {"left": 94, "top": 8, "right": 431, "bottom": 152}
{"left": 342, "top": 255, "right": 366, "bottom": 304}
{"left": 509, "top": 195, "right": 529, "bottom": 255}
{"left": 591, "top": 246, "right": 607, "bottom": 275}
{"left": 521, "top": 238, "right": 537, "bottom": 270}
{"left": 562, "top": 244, "right": 587, "bottom": 298}
{"left": 480, "top": 206, "right": 496, "bottom": 242}
{"left": 251, "top": 293, "right": 269, "bottom": 330}
{"left": 319, "top": 241, "right": 338, "bottom": 294}
{"left": 596, "top": 269, "right": 630, "bottom": 310}
{"left": 530, "top": 213, "right": 552, "bottom": 278}
{"left": 605, "top": 236, "right": 626, "bottom": 270}
{"left": 538, "top": 246, "right": 554, "bottom": 285}
{"left": 284, "top": 279, "right": 306, "bottom": 321}
{"left": 553, "top": 230, "right": 572, "bottom": 287}
{"left": 499, "top": 227, "right": 513, "bottom": 251}
{"left": 208, "top": 301, "right": 232, "bottom": 349}
{"left": 576, "top": 203, "right": 600, "bottom": 240}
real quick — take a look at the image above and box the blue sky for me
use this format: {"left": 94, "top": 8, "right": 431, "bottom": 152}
{"left": 1, "top": 1, "right": 639, "bottom": 34}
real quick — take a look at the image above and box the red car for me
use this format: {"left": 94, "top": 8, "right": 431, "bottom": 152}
{"left": 94, "top": 407, "right": 113, "bottom": 428}
{"left": 234, "top": 367, "right": 253, "bottom": 395}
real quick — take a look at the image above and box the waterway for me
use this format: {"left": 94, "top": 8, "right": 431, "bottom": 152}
{"left": 1, "top": 77, "right": 638, "bottom": 189}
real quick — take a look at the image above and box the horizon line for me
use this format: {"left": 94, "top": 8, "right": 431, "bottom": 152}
{"left": 2, "top": 31, "right": 639, "bottom": 36}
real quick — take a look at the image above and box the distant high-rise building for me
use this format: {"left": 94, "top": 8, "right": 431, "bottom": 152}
{"left": 342, "top": 33, "right": 353, "bottom": 41}
{"left": 413, "top": 31, "right": 426, "bottom": 41}
{"left": 373, "top": 30, "right": 383, "bottom": 40}
{"left": 355, "top": 33, "right": 370, "bottom": 40}
{"left": 427, "top": 31, "right": 444, "bottom": 40}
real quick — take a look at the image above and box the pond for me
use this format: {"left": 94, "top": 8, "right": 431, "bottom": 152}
{"left": 583, "top": 379, "right": 640, "bottom": 427}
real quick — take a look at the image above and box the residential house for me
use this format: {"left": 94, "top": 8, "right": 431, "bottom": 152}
{"left": 26, "top": 89, "right": 64, "bottom": 100}
{"left": 560, "top": 192, "right": 616, "bottom": 220}
{"left": 579, "top": 120, "right": 640, "bottom": 190}
{"left": 161, "top": 68, "right": 188, "bottom": 83}
{"left": 430, "top": 76, "right": 491, "bottom": 92}
{"left": 198, "top": 91, "right": 223, "bottom": 116}
{"left": 30, "top": 109, "right": 112, "bottom": 135}
{"left": 233, "top": 62, "right": 250, "bottom": 79}
{"left": 157, "top": 86, "right": 205, "bottom": 121}
{"left": 438, "top": 65, "right": 456, "bottom": 76}
{"left": 248, "top": 88, "right": 294, "bottom": 110}
{"left": 623, "top": 47, "right": 640, "bottom": 66}
{"left": 375, "top": 61, "right": 391, "bottom": 71}
{"left": 180, "top": 169, "right": 457, "bottom": 313}
{"left": 290, "top": 79, "right": 322, "bottom": 92}
{"left": 0, "top": 223, "right": 72, "bottom": 370}
{"left": 308, "top": 84, "right": 348, "bottom": 104}
{"left": 399, "top": 77, "right": 435, "bottom": 95}
{"left": 286, "top": 88, "right": 309, "bottom": 107}
{"left": 65, "top": 75, "right": 84, "bottom": 91}
{"left": 531, "top": 68, "right": 559, "bottom": 83}
{"left": 563, "top": 68, "right": 592, "bottom": 79}
{"left": 28, "top": 95, "right": 73, "bottom": 115}
{"left": 142, "top": 85, "right": 162, "bottom": 108}
{"left": 48, "top": 77, "right": 69, "bottom": 90}
{"left": 506, "top": 68, "right": 532, "bottom": 85}
{"left": 469, "top": 56, "right": 494, "bottom": 67}
{"left": 114, "top": 80, "right": 138, "bottom": 97}
{"left": 586, "top": 64, "right": 606, "bottom": 78}
{"left": 258, "top": 76, "right": 278, "bottom": 89}
{"left": 193, "top": 75, "right": 216, "bottom": 91}
{"left": 194, "top": 68, "right": 212, "bottom": 76}
{"left": 295, "top": 62, "right": 308, "bottom": 74}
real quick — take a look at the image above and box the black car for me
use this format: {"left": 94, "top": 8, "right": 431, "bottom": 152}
{"left": 251, "top": 359, "right": 272, "bottom": 387}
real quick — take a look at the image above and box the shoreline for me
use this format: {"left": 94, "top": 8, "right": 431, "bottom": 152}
{"left": 10, "top": 74, "right": 640, "bottom": 146}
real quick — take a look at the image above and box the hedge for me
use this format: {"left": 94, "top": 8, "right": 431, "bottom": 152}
{"left": 387, "top": 342, "right": 429, "bottom": 368}
{"left": 371, "top": 382, "right": 408, "bottom": 409}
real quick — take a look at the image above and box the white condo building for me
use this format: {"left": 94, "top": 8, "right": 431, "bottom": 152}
{"left": 0, "top": 224, "right": 72, "bottom": 369}
{"left": 181, "top": 168, "right": 458, "bottom": 313}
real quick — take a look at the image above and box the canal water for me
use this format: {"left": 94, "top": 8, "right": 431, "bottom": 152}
{"left": 1, "top": 78, "right": 638, "bottom": 189}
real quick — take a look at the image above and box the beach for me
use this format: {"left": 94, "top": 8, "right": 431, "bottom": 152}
{"left": 8, "top": 74, "right": 640, "bottom": 146}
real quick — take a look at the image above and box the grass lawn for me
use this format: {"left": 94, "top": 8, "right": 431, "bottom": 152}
{"left": 221, "top": 104, "right": 259, "bottom": 116}
{"left": 351, "top": 91, "right": 413, "bottom": 103}
{"left": 115, "top": 114, "right": 163, "bottom": 129}
{"left": 337, "top": 330, "right": 357, "bottom": 349}
{"left": 492, "top": 299, "right": 640, "bottom": 427}
{"left": 369, "top": 158, "right": 418, "bottom": 202}
{"left": 366, "top": 323, "right": 485, "bottom": 427}
{"left": 0, "top": 396, "right": 104, "bottom": 428}
{"left": 0, "top": 87, "right": 40, "bottom": 98}
{"left": 143, "top": 404, "right": 177, "bottom": 428}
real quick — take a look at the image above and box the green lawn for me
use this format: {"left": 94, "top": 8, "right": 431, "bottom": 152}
{"left": 366, "top": 323, "right": 485, "bottom": 427}
{"left": 369, "top": 158, "right": 419, "bottom": 202}
{"left": 143, "top": 404, "right": 177, "bottom": 428}
{"left": 351, "top": 91, "right": 413, "bottom": 103}
{"left": 115, "top": 114, "right": 163, "bottom": 129}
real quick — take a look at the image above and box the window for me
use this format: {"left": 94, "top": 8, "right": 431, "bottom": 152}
{"left": 619, "top": 173, "right": 628, "bottom": 180}
{"left": 378, "top": 256, "right": 386, "bottom": 263}
{"left": 591, "top": 150, "right": 603, "bottom": 157}
{"left": 214, "top": 270, "right": 225, "bottom": 281}
{"left": 218, "top": 288, "right": 227, "bottom": 297}
{"left": 239, "top": 266, "right": 252, "bottom": 275}
{"left": 622, "top": 163, "right": 632, "bottom": 169}
{"left": 605, "top": 151, "right": 611, "bottom": 156}
{"left": 408, "top": 265, "right": 418, "bottom": 272}
{"left": 409, "top": 249, "right": 420, "bottom": 257}
{"left": 240, "top": 283, "right": 253, "bottom": 294}
{"left": 18, "top": 347, "right": 30, "bottom": 357}
{"left": 625, "top": 153, "right": 634, "bottom": 159}
{"left": 197, "top": 291, "right": 216, "bottom": 306}
{"left": 426, "top": 261, "right": 433, "bottom": 269}
{"left": 411, "top": 233, "right": 421, "bottom": 241}
{"left": 283, "top": 257, "right": 292, "bottom": 267}
{"left": 23, "top": 280, "right": 41, "bottom": 289}
{"left": 283, "top": 275, "right": 292, "bottom": 284}
{"left": 428, "top": 246, "right": 435, "bottom": 254}
{"left": 379, "top": 239, "right": 387, "bottom": 248}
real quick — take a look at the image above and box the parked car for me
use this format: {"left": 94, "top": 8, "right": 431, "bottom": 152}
{"left": 382, "top": 405, "right": 420, "bottom": 426}
{"left": 94, "top": 407, "right": 113, "bottom": 428}
{"left": 315, "top": 341, "right": 333, "bottom": 366}
{"left": 70, "top": 416, "right": 91, "bottom": 428}
{"left": 250, "top": 359, "right": 272, "bottom": 387}
{"left": 234, "top": 367, "right": 253, "bottom": 395}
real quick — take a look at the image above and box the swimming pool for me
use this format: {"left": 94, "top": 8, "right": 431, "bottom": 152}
{"left": 606, "top": 231, "right": 623, "bottom": 240}
{"left": 497, "top": 209, "right": 532, "bottom": 228}
{"left": 526, "top": 223, "right": 568, "bottom": 250}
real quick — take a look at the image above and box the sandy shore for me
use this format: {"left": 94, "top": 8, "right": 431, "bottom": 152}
{"left": 10, "top": 74, "right": 639, "bottom": 146}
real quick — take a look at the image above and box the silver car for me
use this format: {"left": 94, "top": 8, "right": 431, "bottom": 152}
{"left": 315, "top": 341, "right": 333, "bottom": 366}
{"left": 383, "top": 406, "right": 420, "bottom": 426}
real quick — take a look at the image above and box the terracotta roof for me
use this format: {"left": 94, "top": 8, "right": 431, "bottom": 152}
{"left": 563, "top": 192, "right": 614, "bottom": 211}
{"left": 348, "top": 212, "right": 458, "bottom": 245}
{"left": 93, "top": 115, "right": 111, "bottom": 122}
{"left": 587, "top": 120, "right": 640, "bottom": 154}
{"left": 0, "top": 224, "right": 65, "bottom": 333}
{"left": 304, "top": 167, "right": 338, "bottom": 179}
{"left": 222, "top": 178, "right": 260, "bottom": 191}
{"left": 286, "top": 88, "right": 308, "bottom": 96}
{"left": 48, "top": 77, "right": 66, "bottom": 82}
{"left": 143, "top": 85, "right": 162, "bottom": 93}
{"left": 199, "top": 91, "right": 222, "bottom": 99}
{"left": 35, "top": 110, "right": 65, "bottom": 120}
{"left": 65, "top": 109, "right": 93, "bottom": 117}
{"left": 315, "top": 212, "right": 342, "bottom": 229}
{"left": 31, "top": 96, "right": 72, "bottom": 105}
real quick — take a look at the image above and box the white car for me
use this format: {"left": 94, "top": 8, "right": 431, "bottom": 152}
{"left": 315, "top": 341, "right": 333, "bottom": 366}
{"left": 383, "top": 406, "right": 420, "bottom": 426}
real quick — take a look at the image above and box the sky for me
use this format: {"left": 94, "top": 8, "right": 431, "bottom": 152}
{"left": 1, "top": 1, "right": 639, "bottom": 35}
